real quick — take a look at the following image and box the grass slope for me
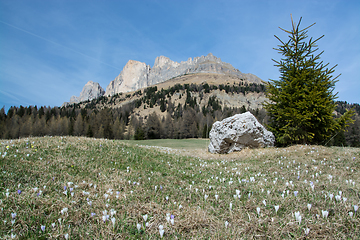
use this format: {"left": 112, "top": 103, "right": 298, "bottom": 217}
{"left": 0, "top": 136, "right": 359, "bottom": 239}
{"left": 120, "top": 139, "right": 210, "bottom": 150}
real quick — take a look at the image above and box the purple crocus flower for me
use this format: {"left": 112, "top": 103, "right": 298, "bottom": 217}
{"left": 160, "top": 185, "right": 163, "bottom": 190}
{"left": 171, "top": 214, "right": 175, "bottom": 219}
{"left": 17, "top": 190, "right": 22, "bottom": 194}
{"left": 294, "top": 191, "right": 298, "bottom": 197}
{"left": 41, "top": 225, "right": 45, "bottom": 231}
{"left": 64, "top": 186, "right": 67, "bottom": 190}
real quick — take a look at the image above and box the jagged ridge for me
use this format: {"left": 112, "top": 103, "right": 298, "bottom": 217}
{"left": 64, "top": 53, "right": 263, "bottom": 105}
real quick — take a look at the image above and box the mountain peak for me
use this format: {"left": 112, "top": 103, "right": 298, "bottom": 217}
{"left": 64, "top": 53, "right": 263, "bottom": 104}
{"left": 63, "top": 81, "right": 104, "bottom": 106}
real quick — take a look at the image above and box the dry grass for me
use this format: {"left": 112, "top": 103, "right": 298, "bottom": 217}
{"left": 0, "top": 136, "right": 359, "bottom": 239}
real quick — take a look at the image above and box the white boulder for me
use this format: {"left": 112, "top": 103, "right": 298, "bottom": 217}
{"left": 208, "top": 112, "right": 274, "bottom": 154}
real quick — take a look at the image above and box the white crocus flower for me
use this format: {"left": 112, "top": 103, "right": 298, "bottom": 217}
{"left": 322, "top": 210, "right": 329, "bottom": 219}
{"left": 274, "top": 205, "right": 279, "bottom": 213}
{"left": 294, "top": 211, "right": 301, "bottom": 224}
{"left": 307, "top": 204, "right": 312, "bottom": 211}
{"left": 256, "top": 207, "right": 260, "bottom": 215}
{"left": 159, "top": 225, "right": 164, "bottom": 238}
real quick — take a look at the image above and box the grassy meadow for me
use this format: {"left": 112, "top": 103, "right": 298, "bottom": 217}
{"left": 0, "top": 136, "right": 359, "bottom": 239}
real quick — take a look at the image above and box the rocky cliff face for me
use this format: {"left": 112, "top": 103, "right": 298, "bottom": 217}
{"left": 63, "top": 81, "right": 105, "bottom": 106}
{"left": 105, "top": 53, "right": 263, "bottom": 96}
{"left": 105, "top": 60, "right": 151, "bottom": 96}
{"left": 64, "top": 53, "right": 264, "bottom": 105}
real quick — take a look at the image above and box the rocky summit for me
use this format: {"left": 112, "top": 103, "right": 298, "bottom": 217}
{"left": 105, "top": 53, "right": 263, "bottom": 96}
{"left": 63, "top": 81, "right": 105, "bottom": 107}
{"left": 64, "top": 53, "right": 263, "bottom": 105}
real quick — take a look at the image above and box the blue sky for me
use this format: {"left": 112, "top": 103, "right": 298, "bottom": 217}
{"left": 1, "top": 0, "right": 359, "bottom": 112}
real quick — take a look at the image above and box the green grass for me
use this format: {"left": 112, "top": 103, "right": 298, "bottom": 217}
{"left": 0, "top": 136, "right": 359, "bottom": 239}
{"left": 120, "top": 138, "right": 210, "bottom": 150}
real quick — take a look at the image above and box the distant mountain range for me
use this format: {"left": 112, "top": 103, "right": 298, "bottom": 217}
{"left": 63, "top": 53, "right": 263, "bottom": 106}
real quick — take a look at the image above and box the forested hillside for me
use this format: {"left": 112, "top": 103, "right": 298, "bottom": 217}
{"left": 0, "top": 81, "right": 359, "bottom": 147}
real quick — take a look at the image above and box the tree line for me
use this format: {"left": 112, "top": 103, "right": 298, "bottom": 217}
{"left": 0, "top": 82, "right": 267, "bottom": 141}
{"left": 0, "top": 82, "right": 358, "bottom": 147}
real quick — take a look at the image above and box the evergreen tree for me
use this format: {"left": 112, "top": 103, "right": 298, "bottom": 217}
{"left": 264, "top": 16, "right": 354, "bottom": 146}
{"left": 73, "top": 115, "right": 84, "bottom": 136}
{"left": 146, "top": 112, "right": 161, "bottom": 139}
{"left": 86, "top": 124, "right": 94, "bottom": 138}
{"left": 134, "top": 127, "right": 145, "bottom": 140}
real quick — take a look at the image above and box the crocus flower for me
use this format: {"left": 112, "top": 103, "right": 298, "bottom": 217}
{"left": 304, "top": 228, "right": 310, "bottom": 235}
{"left": 274, "top": 205, "right": 279, "bottom": 213}
{"left": 262, "top": 200, "right": 266, "bottom": 206}
{"left": 294, "top": 191, "right": 298, "bottom": 197}
{"left": 204, "top": 194, "right": 208, "bottom": 201}
{"left": 11, "top": 213, "right": 16, "bottom": 219}
{"left": 307, "top": 204, "right": 312, "bottom": 211}
{"left": 354, "top": 205, "right": 359, "bottom": 212}
{"left": 349, "top": 212, "right": 353, "bottom": 218}
{"left": 41, "top": 225, "right": 45, "bottom": 231}
{"left": 256, "top": 207, "right": 260, "bottom": 215}
{"left": 322, "top": 210, "right": 329, "bottom": 219}
{"left": 17, "top": 190, "right": 22, "bottom": 195}
{"left": 110, "top": 209, "right": 116, "bottom": 217}
{"left": 159, "top": 225, "right": 164, "bottom": 238}
{"left": 60, "top": 208, "right": 68, "bottom": 215}
{"left": 215, "top": 194, "right": 219, "bottom": 200}
{"left": 52, "top": 223, "right": 56, "bottom": 228}
{"left": 294, "top": 211, "right": 301, "bottom": 224}
{"left": 111, "top": 217, "right": 116, "bottom": 227}
{"left": 143, "top": 214, "right": 148, "bottom": 222}
{"left": 225, "top": 221, "right": 229, "bottom": 228}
